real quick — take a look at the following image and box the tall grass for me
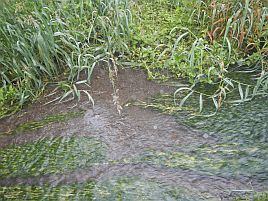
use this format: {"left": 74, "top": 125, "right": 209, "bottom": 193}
{"left": 0, "top": 0, "right": 131, "bottom": 118}
{"left": 1, "top": 0, "right": 267, "bottom": 117}
{"left": 128, "top": 0, "right": 268, "bottom": 114}
{"left": 168, "top": 0, "right": 268, "bottom": 113}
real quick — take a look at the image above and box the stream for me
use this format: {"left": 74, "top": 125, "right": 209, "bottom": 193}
{"left": 0, "top": 67, "right": 267, "bottom": 201}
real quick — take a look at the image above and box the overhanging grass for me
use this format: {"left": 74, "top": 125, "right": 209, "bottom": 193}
{"left": 0, "top": 0, "right": 131, "bottom": 119}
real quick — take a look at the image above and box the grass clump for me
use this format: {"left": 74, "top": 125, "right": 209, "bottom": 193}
{"left": 0, "top": 86, "right": 20, "bottom": 119}
{"left": 0, "top": 0, "right": 131, "bottom": 119}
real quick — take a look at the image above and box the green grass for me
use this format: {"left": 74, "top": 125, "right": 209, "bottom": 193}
{"left": 128, "top": 0, "right": 268, "bottom": 112}
{"left": 0, "top": 0, "right": 268, "bottom": 116}
{"left": 0, "top": 0, "right": 131, "bottom": 119}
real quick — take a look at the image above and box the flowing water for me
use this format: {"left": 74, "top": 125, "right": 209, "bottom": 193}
{"left": 0, "top": 68, "right": 267, "bottom": 201}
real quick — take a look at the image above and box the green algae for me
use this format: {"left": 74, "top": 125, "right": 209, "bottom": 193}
{"left": 0, "top": 111, "right": 84, "bottom": 136}
{"left": 93, "top": 177, "right": 208, "bottom": 201}
{"left": 0, "top": 137, "right": 107, "bottom": 178}
{"left": 0, "top": 177, "right": 210, "bottom": 201}
{"left": 128, "top": 143, "right": 268, "bottom": 182}
{"left": 0, "top": 182, "right": 95, "bottom": 200}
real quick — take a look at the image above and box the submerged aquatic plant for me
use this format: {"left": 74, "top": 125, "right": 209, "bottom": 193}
{"left": 129, "top": 143, "right": 268, "bottom": 181}
{"left": 0, "top": 111, "right": 84, "bottom": 136}
{"left": 0, "top": 177, "right": 206, "bottom": 200}
{"left": 0, "top": 137, "right": 107, "bottom": 177}
{"left": 0, "top": 182, "right": 96, "bottom": 200}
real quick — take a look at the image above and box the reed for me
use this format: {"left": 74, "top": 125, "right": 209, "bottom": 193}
{"left": 0, "top": 0, "right": 131, "bottom": 118}
{"left": 169, "top": 0, "right": 268, "bottom": 113}
{"left": 1, "top": 0, "right": 267, "bottom": 117}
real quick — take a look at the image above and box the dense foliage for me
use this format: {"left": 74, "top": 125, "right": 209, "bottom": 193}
{"left": 129, "top": 0, "right": 268, "bottom": 114}
{"left": 0, "top": 0, "right": 131, "bottom": 118}
{"left": 0, "top": 0, "right": 268, "bottom": 117}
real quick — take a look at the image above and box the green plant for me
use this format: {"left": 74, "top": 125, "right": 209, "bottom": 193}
{"left": 169, "top": 0, "right": 268, "bottom": 114}
{"left": 0, "top": 0, "right": 132, "bottom": 119}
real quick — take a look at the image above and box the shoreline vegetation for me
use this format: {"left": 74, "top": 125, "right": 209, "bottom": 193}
{"left": 0, "top": 0, "right": 268, "bottom": 118}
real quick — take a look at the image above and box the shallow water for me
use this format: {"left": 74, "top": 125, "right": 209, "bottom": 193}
{"left": 0, "top": 68, "right": 267, "bottom": 200}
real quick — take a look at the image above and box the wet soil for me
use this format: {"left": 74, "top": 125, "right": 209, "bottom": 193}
{"left": 0, "top": 67, "right": 267, "bottom": 200}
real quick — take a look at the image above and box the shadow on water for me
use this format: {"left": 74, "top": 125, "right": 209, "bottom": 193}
{"left": 0, "top": 67, "right": 267, "bottom": 200}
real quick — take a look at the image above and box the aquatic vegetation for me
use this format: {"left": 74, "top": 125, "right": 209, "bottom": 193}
{"left": 132, "top": 94, "right": 268, "bottom": 183}
{"left": 236, "top": 192, "right": 268, "bottom": 201}
{"left": 0, "top": 182, "right": 95, "bottom": 200}
{"left": 131, "top": 143, "right": 268, "bottom": 183}
{"left": 94, "top": 177, "right": 206, "bottom": 201}
{"left": 0, "top": 0, "right": 267, "bottom": 200}
{"left": 140, "top": 94, "right": 268, "bottom": 144}
{"left": 0, "top": 177, "right": 207, "bottom": 200}
{"left": 0, "top": 137, "right": 107, "bottom": 178}
{"left": 0, "top": 111, "right": 84, "bottom": 136}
